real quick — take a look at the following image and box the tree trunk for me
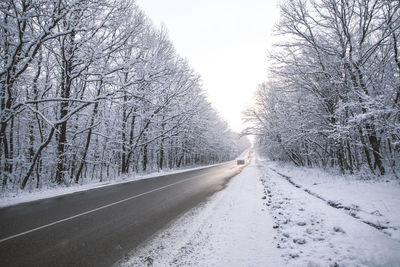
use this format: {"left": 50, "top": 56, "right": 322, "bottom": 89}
{"left": 159, "top": 140, "right": 164, "bottom": 169}
{"left": 75, "top": 81, "right": 102, "bottom": 183}
{"left": 55, "top": 31, "right": 74, "bottom": 185}
{"left": 142, "top": 144, "right": 148, "bottom": 172}
{"left": 368, "top": 130, "right": 385, "bottom": 175}
{"left": 21, "top": 127, "right": 55, "bottom": 189}
{"left": 125, "top": 114, "right": 136, "bottom": 173}
{"left": 358, "top": 127, "right": 374, "bottom": 173}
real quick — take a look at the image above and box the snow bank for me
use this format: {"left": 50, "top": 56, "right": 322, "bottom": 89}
{"left": 264, "top": 160, "right": 400, "bottom": 242}
{"left": 117, "top": 158, "right": 283, "bottom": 266}
{"left": 257, "top": 157, "right": 400, "bottom": 266}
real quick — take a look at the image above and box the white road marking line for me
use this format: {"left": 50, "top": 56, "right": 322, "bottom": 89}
{"left": 0, "top": 174, "right": 205, "bottom": 244}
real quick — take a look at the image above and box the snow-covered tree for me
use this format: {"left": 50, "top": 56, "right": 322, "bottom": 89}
{"left": 0, "top": 0, "right": 247, "bottom": 191}
{"left": 246, "top": 0, "right": 400, "bottom": 177}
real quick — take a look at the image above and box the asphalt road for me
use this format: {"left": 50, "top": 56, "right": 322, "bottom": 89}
{"left": 0, "top": 161, "right": 246, "bottom": 267}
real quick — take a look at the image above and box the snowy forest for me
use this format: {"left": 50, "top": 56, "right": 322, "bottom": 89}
{"left": 0, "top": 0, "right": 248, "bottom": 191}
{"left": 246, "top": 0, "right": 400, "bottom": 177}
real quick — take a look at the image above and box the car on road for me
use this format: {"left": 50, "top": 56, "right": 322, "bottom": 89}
{"left": 237, "top": 159, "right": 245, "bottom": 165}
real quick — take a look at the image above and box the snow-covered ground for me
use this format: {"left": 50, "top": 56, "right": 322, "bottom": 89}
{"left": 0, "top": 162, "right": 229, "bottom": 208}
{"left": 118, "top": 155, "right": 400, "bottom": 267}
{"left": 117, "top": 156, "right": 283, "bottom": 266}
{"left": 258, "top": 157, "right": 400, "bottom": 266}
{"left": 263, "top": 159, "right": 400, "bottom": 242}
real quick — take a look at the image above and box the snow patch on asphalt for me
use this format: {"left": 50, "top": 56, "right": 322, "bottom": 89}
{"left": 117, "top": 158, "right": 283, "bottom": 266}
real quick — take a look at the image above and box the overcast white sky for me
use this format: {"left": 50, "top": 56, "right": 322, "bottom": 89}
{"left": 136, "top": 0, "right": 281, "bottom": 132}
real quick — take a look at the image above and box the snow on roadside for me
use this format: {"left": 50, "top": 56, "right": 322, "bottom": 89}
{"left": 257, "top": 157, "right": 400, "bottom": 266}
{"left": 0, "top": 162, "right": 229, "bottom": 208}
{"left": 117, "top": 158, "right": 283, "bottom": 267}
{"left": 264, "top": 159, "right": 400, "bottom": 242}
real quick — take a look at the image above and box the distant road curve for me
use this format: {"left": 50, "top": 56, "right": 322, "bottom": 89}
{"left": 0, "top": 161, "right": 246, "bottom": 267}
